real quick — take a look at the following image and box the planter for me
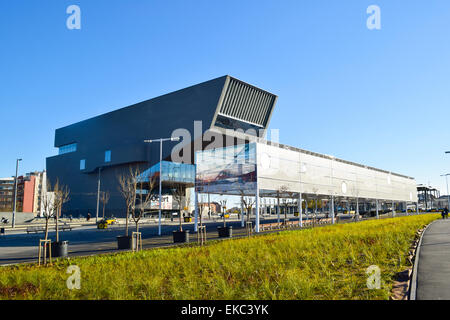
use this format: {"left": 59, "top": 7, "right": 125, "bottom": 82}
{"left": 173, "top": 230, "right": 189, "bottom": 243}
{"left": 117, "top": 235, "right": 132, "bottom": 250}
{"left": 217, "top": 226, "right": 232, "bottom": 238}
{"left": 49, "top": 241, "right": 69, "bottom": 258}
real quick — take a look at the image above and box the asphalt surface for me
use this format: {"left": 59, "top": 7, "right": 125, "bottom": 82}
{"left": 416, "top": 218, "right": 450, "bottom": 300}
{"left": 0, "top": 212, "right": 402, "bottom": 266}
{"left": 0, "top": 214, "right": 332, "bottom": 266}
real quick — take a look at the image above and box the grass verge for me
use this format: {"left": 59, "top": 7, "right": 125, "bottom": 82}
{"left": 0, "top": 214, "right": 439, "bottom": 300}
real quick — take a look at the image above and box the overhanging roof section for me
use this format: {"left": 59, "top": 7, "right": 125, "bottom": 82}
{"left": 211, "top": 76, "right": 277, "bottom": 134}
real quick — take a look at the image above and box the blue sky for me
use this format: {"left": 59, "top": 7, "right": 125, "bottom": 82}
{"left": 0, "top": 1, "right": 449, "bottom": 194}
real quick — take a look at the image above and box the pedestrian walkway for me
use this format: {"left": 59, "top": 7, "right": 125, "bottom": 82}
{"left": 415, "top": 219, "right": 450, "bottom": 300}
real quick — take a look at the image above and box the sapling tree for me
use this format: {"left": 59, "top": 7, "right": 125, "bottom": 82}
{"left": 197, "top": 194, "right": 206, "bottom": 226}
{"left": 219, "top": 199, "right": 227, "bottom": 227}
{"left": 53, "top": 180, "right": 70, "bottom": 243}
{"left": 100, "top": 191, "right": 110, "bottom": 219}
{"left": 134, "top": 172, "right": 157, "bottom": 233}
{"left": 41, "top": 179, "right": 56, "bottom": 241}
{"left": 117, "top": 166, "right": 139, "bottom": 237}
{"left": 242, "top": 196, "right": 255, "bottom": 223}
{"left": 171, "top": 182, "right": 187, "bottom": 232}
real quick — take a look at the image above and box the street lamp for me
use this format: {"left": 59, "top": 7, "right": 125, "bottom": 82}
{"left": 96, "top": 167, "right": 102, "bottom": 223}
{"left": 442, "top": 174, "right": 450, "bottom": 210}
{"left": 144, "top": 136, "right": 181, "bottom": 236}
{"left": 12, "top": 158, "right": 22, "bottom": 228}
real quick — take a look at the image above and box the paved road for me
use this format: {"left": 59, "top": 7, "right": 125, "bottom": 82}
{"left": 0, "top": 212, "right": 395, "bottom": 266}
{"left": 1, "top": 214, "right": 331, "bottom": 265}
{"left": 416, "top": 218, "right": 450, "bottom": 300}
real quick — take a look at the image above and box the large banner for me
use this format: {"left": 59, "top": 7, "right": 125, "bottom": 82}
{"left": 195, "top": 144, "right": 257, "bottom": 195}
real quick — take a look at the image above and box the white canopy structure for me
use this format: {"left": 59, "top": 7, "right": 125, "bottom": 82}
{"left": 194, "top": 140, "right": 418, "bottom": 232}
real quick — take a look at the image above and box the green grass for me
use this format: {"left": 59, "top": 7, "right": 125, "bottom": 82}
{"left": 0, "top": 214, "right": 439, "bottom": 300}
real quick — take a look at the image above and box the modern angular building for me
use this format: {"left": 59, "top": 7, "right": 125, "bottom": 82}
{"left": 46, "top": 75, "right": 277, "bottom": 217}
{"left": 46, "top": 75, "right": 418, "bottom": 224}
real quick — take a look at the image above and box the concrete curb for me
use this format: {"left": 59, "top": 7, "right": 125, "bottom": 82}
{"left": 409, "top": 220, "right": 436, "bottom": 300}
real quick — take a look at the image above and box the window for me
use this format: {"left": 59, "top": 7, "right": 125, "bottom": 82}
{"left": 105, "top": 150, "right": 111, "bottom": 163}
{"left": 59, "top": 143, "right": 77, "bottom": 155}
{"left": 80, "top": 159, "right": 86, "bottom": 170}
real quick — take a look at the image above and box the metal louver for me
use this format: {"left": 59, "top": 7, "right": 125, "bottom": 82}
{"left": 218, "top": 78, "right": 276, "bottom": 128}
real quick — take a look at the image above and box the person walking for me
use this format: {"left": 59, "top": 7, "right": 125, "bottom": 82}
{"left": 444, "top": 207, "right": 449, "bottom": 219}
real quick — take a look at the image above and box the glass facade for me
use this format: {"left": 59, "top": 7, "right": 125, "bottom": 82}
{"left": 138, "top": 161, "right": 195, "bottom": 184}
{"left": 58, "top": 143, "right": 77, "bottom": 155}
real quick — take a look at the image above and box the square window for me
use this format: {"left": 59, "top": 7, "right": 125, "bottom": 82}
{"left": 80, "top": 159, "right": 86, "bottom": 170}
{"left": 105, "top": 150, "right": 111, "bottom": 163}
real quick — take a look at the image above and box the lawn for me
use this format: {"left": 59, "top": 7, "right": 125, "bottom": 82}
{"left": 0, "top": 214, "right": 438, "bottom": 300}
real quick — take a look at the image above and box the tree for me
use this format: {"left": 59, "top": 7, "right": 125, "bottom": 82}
{"left": 242, "top": 196, "right": 255, "bottom": 223}
{"left": 134, "top": 173, "right": 157, "bottom": 233}
{"left": 117, "top": 166, "right": 139, "bottom": 237}
{"left": 219, "top": 199, "right": 227, "bottom": 227}
{"left": 53, "top": 179, "right": 70, "bottom": 243}
{"left": 197, "top": 194, "right": 207, "bottom": 227}
{"left": 100, "top": 191, "right": 110, "bottom": 219}
{"left": 171, "top": 182, "right": 187, "bottom": 232}
{"left": 41, "top": 180, "right": 56, "bottom": 241}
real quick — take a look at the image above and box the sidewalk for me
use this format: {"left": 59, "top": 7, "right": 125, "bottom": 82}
{"left": 415, "top": 219, "right": 450, "bottom": 300}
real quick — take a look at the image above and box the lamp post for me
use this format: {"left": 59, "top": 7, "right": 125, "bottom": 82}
{"left": 12, "top": 158, "right": 22, "bottom": 228}
{"left": 330, "top": 155, "right": 335, "bottom": 224}
{"left": 96, "top": 167, "right": 102, "bottom": 223}
{"left": 441, "top": 174, "right": 450, "bottom": 211}
{"left": 144, "top": 136, "right": 180, "bottom": 236}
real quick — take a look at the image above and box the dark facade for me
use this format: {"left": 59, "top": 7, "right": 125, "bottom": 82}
{"left": 46, "top": 76, "right": 277, "bottom": 217}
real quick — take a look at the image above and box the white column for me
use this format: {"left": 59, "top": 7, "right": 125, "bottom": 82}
{"left": 158, "top": 140, "right": 163, "bottom": 236}
{"left": 194, "top": 189, "right": 198, "bottom": 232}
{"left": 331, "top": 195, "right": 335, "bottom": 224}
{"left": 256, "top": 190, "right": 260, "bottom": 233}
{"left": 392, "top": 201, "right": 396, "bottom": 217}
{"left": 299, "top": 193, "right": 303, "bottom": 227}
{"left": 241, "top": 195, "right": 245, "bottom": 227}
{"left": 356, "top": 197, "right": 359, "bottom": 219}
{"left": 376, "top": 199, "right": 379, "bottom": 219}
{"left": 277, "top": 196, "right": 280, "bottom": 224}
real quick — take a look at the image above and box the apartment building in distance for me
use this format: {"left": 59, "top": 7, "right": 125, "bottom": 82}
{"left": 0, "top": 177, "right": 14, "bottom": 211}
{"left": 0, "top": 171, "right": 47, "bottom": 216}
